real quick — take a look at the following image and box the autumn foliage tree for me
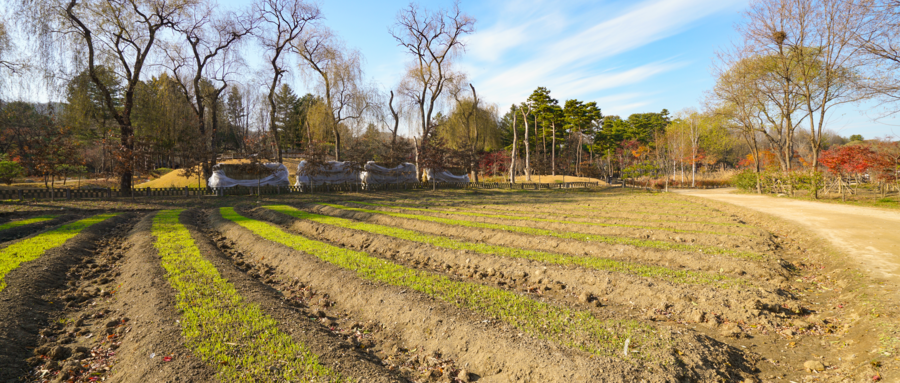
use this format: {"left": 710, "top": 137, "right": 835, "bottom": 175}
{"left": 819, "top": 144, "right": 890, "bottom": 200}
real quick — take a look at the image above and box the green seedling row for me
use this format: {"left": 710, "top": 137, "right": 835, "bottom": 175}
{"left": 0, "top": 213, "right": 117, "bottom": 292}
{"left": 320, "top": 203, "right": 766, "bottom": 261}
{"left": 151, "top": 210, "right": 345, "bottom": 382}
{"left": 371, "top": 202, "right": 746, "bottom": 228}
{"left": 348, "top": 201, "right": 739, "bottom": 237}
{"left": 222, "top": 207, "right": 665, "bottom": 359}
{"left": 0, "top": 215, "right": 57, "bottom": 232}
{"left": 400, "top": 196, "right": 723, "bottom": 218}
{"left": 264, "top": 205, "right": 742, "bottom": 288}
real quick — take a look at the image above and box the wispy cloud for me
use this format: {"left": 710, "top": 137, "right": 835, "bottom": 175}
{"left": 462, "top": 0, "right": 743, "bottom": 112}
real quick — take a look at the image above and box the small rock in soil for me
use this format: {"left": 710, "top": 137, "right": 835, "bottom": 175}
{"left": 720, "top": 323, "right": 743, "bottom": 338}
{"left": 803, "top": 360, "right": 826, "bottom": 372}
{"left": 690, "top": 310, "right": 706, "bottom": 323}
{"left": 578, "top": 292, "right": 592, "bottom": 303}
{"left": 34, "top": 345, "right": 51, "bottom": 356}
{"left": 49, "top": 345, "right": 71, "bottom": 360}
{"left": 25, "top": 356, "right": 43, "bottom": 366}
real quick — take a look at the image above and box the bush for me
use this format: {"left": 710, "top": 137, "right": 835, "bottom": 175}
{"left": 732, "top": 170, "right": 825, "bottom": 194}
{"left": 0, "top": 157, "right": 24, "bottom": 186}
{"left": 731, "top": 170, "right": 759, "bottom": 191}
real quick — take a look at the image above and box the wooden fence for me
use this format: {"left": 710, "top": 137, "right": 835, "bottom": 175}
{"left": 0, "top": 181, "right": 600, "bottom": 201}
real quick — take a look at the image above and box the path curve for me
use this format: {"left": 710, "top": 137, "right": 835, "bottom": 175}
{"left": 676, "top": 188, "right": 900, "bottom": 281}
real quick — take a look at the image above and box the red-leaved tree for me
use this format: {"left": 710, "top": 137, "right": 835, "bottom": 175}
{"left": 819, "top": 144, "right": 889, "bottom": 200}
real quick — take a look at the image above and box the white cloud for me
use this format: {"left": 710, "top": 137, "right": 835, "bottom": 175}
{"left": 463, "top": 0, "right": 743, "bottom": 108}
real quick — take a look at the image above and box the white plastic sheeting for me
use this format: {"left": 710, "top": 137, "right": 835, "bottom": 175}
{"left": 207, "top": 163, "right": 290, "bottom": 188}
{"left": 295, "top": 161, "right": 360, "bottom": 186}
{"left": 424, "top": 169, "right": 470, "bottom": 183}
{"left": 360, "top": 162, "right": 417, "bottom": 184}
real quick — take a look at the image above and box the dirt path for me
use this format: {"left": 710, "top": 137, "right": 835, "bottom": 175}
{"left": 678, "top": 188, "right": 900, "bottom": 282}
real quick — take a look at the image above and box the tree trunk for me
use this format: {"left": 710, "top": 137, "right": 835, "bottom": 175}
{"left": 538, "top": 114, "right": 544, "bottom": 175}
{"left": 523, "top": 109, "right": 531, "bottom": 181}
{"left": 510, "top": 113, "right": 517, "bottom": 183}
{"left": 333, "top": 128, "right": 341, "bottom": 161}
{"left": 551, "top": 122, "right": 556, "bottom": 176}
{"left": 691, "top": 158, "right": 696, "bottom": 188}
{"left": 120, "top": 124, "right": 134, "bottom": 192}
{"left": 414, "top": 137, "right": 421, "bottom": 182}
{"left": 209, "top": 94, "right": 221, "bottom": 174}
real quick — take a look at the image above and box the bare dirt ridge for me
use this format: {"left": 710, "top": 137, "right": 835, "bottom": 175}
{"left": 0, "top": 212, "right": 137, "bottom": 382}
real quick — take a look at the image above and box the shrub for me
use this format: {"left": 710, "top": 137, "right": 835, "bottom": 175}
{"left": 0, "top": 156, "right": 24, "bottom": 186}
{"left": 154, "top": 167, "right": 174, "bottom": 176}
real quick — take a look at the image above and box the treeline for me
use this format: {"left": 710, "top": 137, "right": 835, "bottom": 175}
{"left": 0, "top": 0, "right": 898, "bottom": 194}
{"left": 707, "top": 0, "right": 900, "bottom": 196}
{"left": 0, "top": 0, "right": 480, "bottom": 191}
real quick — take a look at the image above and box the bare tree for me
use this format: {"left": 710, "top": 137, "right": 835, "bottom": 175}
{"left": 509, "top": 109, "right": 517, "bottom": 183}
{"left": 855, "top": 0, "right": 900, "bottom": 112}
{"left": 773, "top": 0, "right": 871, "bottom": 197}
{"left": 0, "top": 19, "right": 21, "bottom": 74}
{"left": 387, "top": 89, "right": 403, "bottom": 147}
{"left": 390, "top": 1, "right": 474, "bottom": 180}
{"left": 23, "top": 0, "right": 192, "bottom": 193}
{"left": 736, "top": 2, "right": 811, "bottom": 172}
{"left": 449, "top": 81, "right": 480, "bottom": 181}
{"left": 711, "top": 60, "right": 769, "bottom": 193}
{"left": 296, "top": 27, "right": 372, "bottom": 161}
{"left": 167, "top": 1, "right": 254, "bottom": 178}
{"left": 253, "top": 0, "right": 321, "bottom": 163}
{"left": 519, "top": 102, "right": 532, "bottom": 181}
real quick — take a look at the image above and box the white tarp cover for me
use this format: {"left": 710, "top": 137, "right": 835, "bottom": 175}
{"left": 360, "top": 161, "right": 417, "bottom": 184}
{"left": 425, "top": 168, "right": 470, "bottom": 183}
{"left": 207, "top": 163, "right": 290, "bottom": 188}
{"left": 295, "top": 160, "right": 360, "bottom": 186}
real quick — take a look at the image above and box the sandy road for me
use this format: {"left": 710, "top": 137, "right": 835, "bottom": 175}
{"left": 677, "top": 188, "right": 900, "bottom": 282}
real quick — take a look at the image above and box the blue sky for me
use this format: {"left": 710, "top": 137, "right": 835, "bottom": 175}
{"left": 213, "top": 0, "right": 899, "bottom": 139}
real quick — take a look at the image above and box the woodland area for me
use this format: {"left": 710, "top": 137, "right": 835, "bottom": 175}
{"left": 0, "top": 0, "right": 897, "bottom": 196}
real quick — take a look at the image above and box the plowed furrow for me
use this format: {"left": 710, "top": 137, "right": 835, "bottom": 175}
{"left": 404, "top": 203, "right": 750, "bottom": 228}
{"left": 148, "top": 209, "right": 397, "bottom": 382}
{"left": 0, "top": 212, "right": 134, "bottom": 381}
{"left": 334, "top": 202, "right": 774, "bottom": 257}
{"left": 308, "top": 203, "right": 787, "bottom": 281}
{"left": 349, "top": 200, "right": 749, "bottom": 238}
{"left": 211, "top": 207, "right": 761, "bottom": 383}
{"left": 248, "top": 205, "right": 800, "bottom": 329}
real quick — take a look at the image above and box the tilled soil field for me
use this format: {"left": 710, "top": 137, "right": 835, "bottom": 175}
{"left": 0, "top": 188, "right": 897, "bottom": 382}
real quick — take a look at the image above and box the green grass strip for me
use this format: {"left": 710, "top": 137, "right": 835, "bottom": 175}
{"left": 348, "top": 201, "right": 738, "bottom": 236}
{"left": 0, "top": 215, "right": 57, "bottom": 232}
{"left": 0, "top": 213, "right": 117, "bottom": 292}
{"left": 222, "top": 207, "right": 666, "bottom": 359}
{"left": 265, "top": 205, "right": 742, "bottom": 288}
{"left": 321, "top": 203, "right": 766, "bottom": 261}
{"left": 151, "top": 210, "right": 345, "bottom": 382}
{"left": 378, "top": 202, "right": 746, "bottom": 228}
